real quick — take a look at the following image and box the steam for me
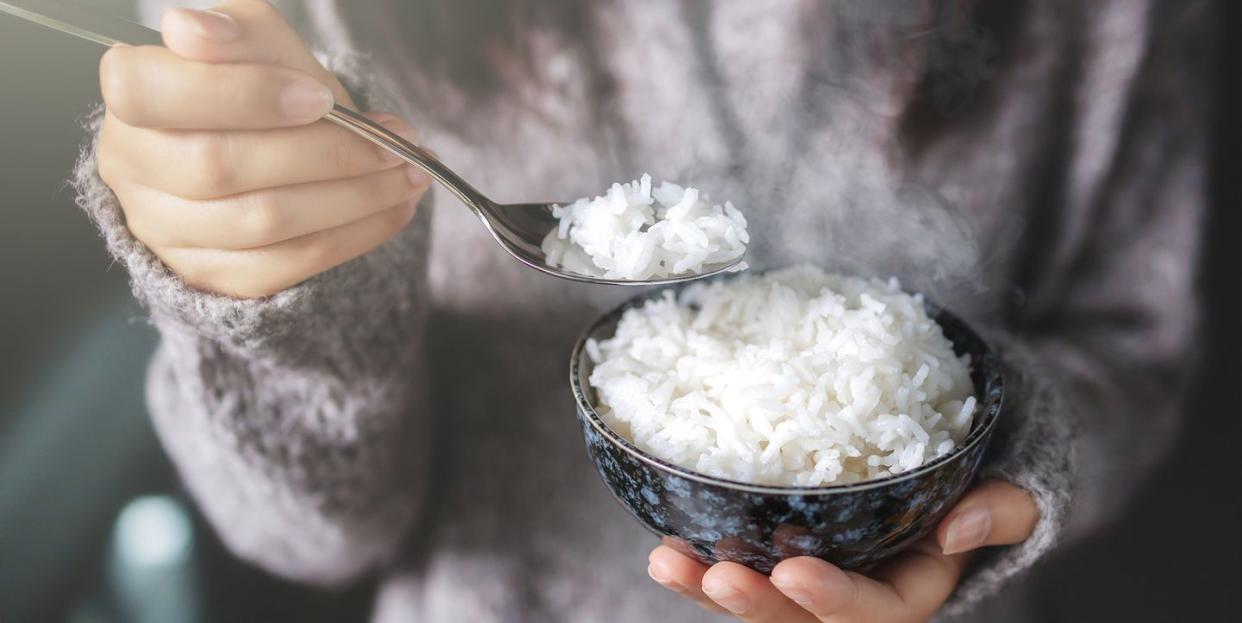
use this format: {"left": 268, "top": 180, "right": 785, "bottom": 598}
{"left": 301, "top": 0, "right": 1013, "bottom": 314}
{"left": 687, "top": 1, "right": 1004, "bottom": 313}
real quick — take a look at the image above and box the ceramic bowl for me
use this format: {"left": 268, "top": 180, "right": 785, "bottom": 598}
{"left": 571, "top": 283, "right": 1004, "bottom": 573}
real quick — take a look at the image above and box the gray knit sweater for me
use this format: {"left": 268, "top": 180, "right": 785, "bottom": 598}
{"left": 74, "top": 1, "right": 1212, "bottom": 621}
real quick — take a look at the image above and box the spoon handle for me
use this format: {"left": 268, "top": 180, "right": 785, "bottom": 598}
{"left": 1, "top": 0, "right": 493, "bottom": 212}
{"left": 322, "top": 106, "right": 491, "bottom": 212}
{"left": 0, "top": 0, "right": 162, "bottom": 46}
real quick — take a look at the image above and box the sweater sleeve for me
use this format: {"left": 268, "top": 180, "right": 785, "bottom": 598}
{"left": 71, "top": 62, "right": 433, "bottom": 585}
{"left": 940, "top": 1, "right": 1212, "bottom": 615}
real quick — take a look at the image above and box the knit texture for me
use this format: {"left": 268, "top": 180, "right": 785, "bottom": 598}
{"left": 936, "top": 336, "right": 1076, "bottom": 618}
{"left": 74, "top": 1, "right": 1211, "bottom": 620}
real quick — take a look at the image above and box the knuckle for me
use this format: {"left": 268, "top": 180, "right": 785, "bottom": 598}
{"left": 410, "top": 173, "right": 433, "bottom": 196}
{"left": 96, "top": 152, "right": 122, "bottom": 188}
{"left": 384, "top": 168, "right": 422, "bottom": 202}
{"left": 185, "top": 134, "right": 235, "bottom": 197}
{"left": 305, "top": 232, "right": 335, "bottom": 266}
{"left": 222, "top": 72, "right": 261, "bottom": 119}
{"left": 96, "top": 121, "right": 127, "bottom": 187}
{"left": 239, "top": 192, "right": 284, "bottom": 246}
{"left": 124, "top": 213, "right": 161, "bottom": 247}
{"left": 372, "top": 115, "right": 420, "bottom": 157}
{"left": 112, "top": 190, "right": 170, "bottom": 249}
{"left": 304, "top": 230, "right": 346, "bottom": 273}
{"left": 385, "top": 201, "right": 417, "bottom": 234}
{"left": 99, "top": 50, "right": 142, "bottom": 122}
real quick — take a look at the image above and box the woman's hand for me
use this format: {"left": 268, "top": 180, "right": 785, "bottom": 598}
{"left": 647, "top": 480, "right": 1039, "bottom": 623}
{"left": 97, "top": 1, "right": 430, "bottom": 298}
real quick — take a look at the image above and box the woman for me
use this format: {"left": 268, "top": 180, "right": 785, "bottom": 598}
{"left": 76, "top": 1, "right": 1212, "bottom": 620}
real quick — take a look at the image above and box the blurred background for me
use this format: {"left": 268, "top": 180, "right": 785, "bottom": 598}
{"left": 0, "top": 1, "right": 1237, "bottom": 622}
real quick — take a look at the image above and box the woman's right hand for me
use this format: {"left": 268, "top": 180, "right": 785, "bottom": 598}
{"left": 97, "top": 1, "right": 430, "bottom": 298}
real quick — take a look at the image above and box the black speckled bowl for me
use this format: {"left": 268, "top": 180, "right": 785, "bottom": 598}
{"left": 571, "top": 284, "right": 1003, "bottom": 574}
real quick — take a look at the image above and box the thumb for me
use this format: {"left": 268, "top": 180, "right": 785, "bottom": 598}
{"left": 937, "top": 479, "right": 1040, "bottom": 555}
{"left": 160, "top": 1, "right": 354, "bottom": 106}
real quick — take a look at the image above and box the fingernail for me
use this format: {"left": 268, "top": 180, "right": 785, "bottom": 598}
{"left": 944, "top": 507, "right": 992, "bottom": 555}
{"left": 280, "top": 80, "right": 334, "bottom": 123}
{"left": 173, "top": 8, "right": 240, "bottom": 41}
{"left": 769, "top": 577, "right": 813, "bottom": 605}
{"left": 702, "top": 581, "right": 751, "bottom": 614}
{"left": 646, "top": 563, "right": 685, "bottom": 593}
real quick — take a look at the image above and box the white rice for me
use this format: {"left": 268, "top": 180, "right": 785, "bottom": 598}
{"left": 586, "top": 266, "right": 977, "bottom": 487}
{"left": 542, "top": 174, "right": 749, "bottom": 280}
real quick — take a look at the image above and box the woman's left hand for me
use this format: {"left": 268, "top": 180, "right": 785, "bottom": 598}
{"left": 647, "top": 480, "right": 1039, "bottom": 623}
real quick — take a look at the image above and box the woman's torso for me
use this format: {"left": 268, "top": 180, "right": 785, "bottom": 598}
{"left": 230, "top": 1, "right": 1072, "bottom": 620}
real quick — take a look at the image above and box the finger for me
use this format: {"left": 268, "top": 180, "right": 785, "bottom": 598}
{"left": 100, "top": 45, "right": 334, "bottom": 130}
{"left": 101, "top": 110, "right": 415, "bottom": 199}
{"left": 115, "top": 165, "right": 429, "bottom": 250}
{"left": 647, "top": 546, "right": 729, "bottom": 615}
{"left": 161, "top": 1, "right": 353, "bottom": 105}
{"left": 870, "top": 538, "right": 970, "bottom": 620}
{"left": 770, "top": 556, "right": 910, "bottom": 623}
{"left": 763, "top": 482, "right": 1040, "bottom": 623}
{"left": 937, "top": 480, "right": 1040, "bottom": 555}
{"left": 155, "top": 199, "right": 418, "bottom": 298}
{"left": 701, "top": 562, "right": 817, "bottom": 622}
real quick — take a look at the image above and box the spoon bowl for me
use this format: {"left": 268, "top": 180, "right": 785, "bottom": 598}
{"left": 482, "top": 201, "right": 745, "bottom": 285}
{"left": 329, "top": 107, "right": 747, "bottom": 286}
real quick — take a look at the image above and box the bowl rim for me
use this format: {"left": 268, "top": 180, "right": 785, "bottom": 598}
{"left": 570, "top": 275, "right": 1005, "bottom": 496}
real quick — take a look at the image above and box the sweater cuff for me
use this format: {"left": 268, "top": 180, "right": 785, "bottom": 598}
{"left": 937, "top": 333, "right": 1077, "bottom": 618}
{"left": 71, "top": 105, "right": 429, "bottom": 370}
{"left": 70, "top": 49, "right": 424, "bottom": 364}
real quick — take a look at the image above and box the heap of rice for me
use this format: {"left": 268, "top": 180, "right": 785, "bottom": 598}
{"left": 586, "top": 266, "right": 977, "bottom": 487}
{"left": 542, "top": 174, "right": 749, "bottom": 280}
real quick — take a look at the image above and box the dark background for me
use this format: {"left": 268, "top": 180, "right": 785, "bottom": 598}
{"left": 1, "top": 2, "right": 1237, "bottom": 622}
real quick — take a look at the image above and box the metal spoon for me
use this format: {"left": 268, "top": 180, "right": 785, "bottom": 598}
{"left": 0, "top": 0, "right": 744, "bottom": 286}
